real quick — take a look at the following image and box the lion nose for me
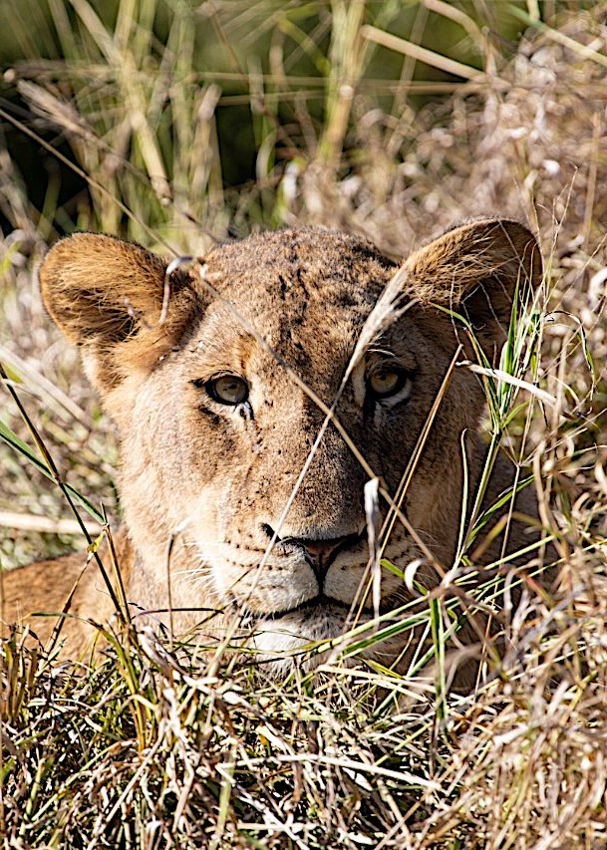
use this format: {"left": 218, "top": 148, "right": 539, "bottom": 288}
{"left": 298, "top": 538, "right": 347, "bottom": 562}
{"left": 293, "top": 536, "right": 350, "bottom": 584}
{"left": 261, "top": 524, "right": 358, "bottom": 585}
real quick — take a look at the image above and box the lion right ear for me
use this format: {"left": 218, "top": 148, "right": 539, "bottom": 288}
{"left": 402, "top": 218, "right": 542, "bottom": 353}
{"left": 39, "top": 233, "right": 202, "bottom": 389}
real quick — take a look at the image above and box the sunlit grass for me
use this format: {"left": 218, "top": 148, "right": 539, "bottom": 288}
{"left": 2, "top": 0, "right": 607, "bottom": 846}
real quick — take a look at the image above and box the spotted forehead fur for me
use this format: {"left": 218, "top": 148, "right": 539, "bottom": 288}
{"left": 192, "top": 228, "right": 398, "bottom": 375}
{"left": 203, "top": 227, "right": 396, "bottom": 308}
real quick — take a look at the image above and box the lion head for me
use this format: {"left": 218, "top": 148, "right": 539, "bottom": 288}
{"left": 8, "top": 218, "right": 541, "bottom": 669}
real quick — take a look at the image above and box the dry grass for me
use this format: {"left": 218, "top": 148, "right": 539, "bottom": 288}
{"left": 1, "top": 1, "right": 607, "bottom": 846}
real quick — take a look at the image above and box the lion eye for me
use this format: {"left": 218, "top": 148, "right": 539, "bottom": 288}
{"left": 368, "top": 368, "right": 409, "bottom": 400}
{"left": 207, "top": 375, "right": 249, "bottom": 405}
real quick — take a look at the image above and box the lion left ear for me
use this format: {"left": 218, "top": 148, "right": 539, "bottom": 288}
{"left": 403, "top": 218, "right": 542, "bottom": 344}
{"left": 39, "top": 233, "right": 205, "bottom": 390}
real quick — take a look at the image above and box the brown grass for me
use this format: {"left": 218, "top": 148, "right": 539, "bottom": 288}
{"left": 1, "top": 2, "right": 607, "bottom": 846}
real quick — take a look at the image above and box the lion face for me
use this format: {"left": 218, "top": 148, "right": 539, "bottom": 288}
{"left": 38, "top": 221, "right": 541, "bottom": 666}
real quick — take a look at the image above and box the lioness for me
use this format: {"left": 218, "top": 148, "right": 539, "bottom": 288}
{"left": 2, "top": 218, "right": 544, "bottom": 670}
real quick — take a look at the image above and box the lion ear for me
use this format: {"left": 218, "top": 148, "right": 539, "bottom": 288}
{"left": 403, "top": 218, "right": 542, "bottom": 345}
{"left": 39, "top": 233, "right": 202, "bottom": 388}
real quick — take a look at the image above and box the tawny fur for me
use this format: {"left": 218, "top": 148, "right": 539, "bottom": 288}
{"left": 2, "top": 219, "right": 544, "bottom": 671}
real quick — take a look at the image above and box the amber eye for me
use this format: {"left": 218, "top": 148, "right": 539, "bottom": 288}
{"left": 206, "top": 375, "right": 249, "bottom": 405}
{"left": 368, "top": 368, "right": 410, "bottom": 400}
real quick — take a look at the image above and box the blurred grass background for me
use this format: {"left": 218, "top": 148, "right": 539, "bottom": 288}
{"left": 0, "top": 0, "right": 537, "bottom": 244}
{"left": 2, "top": 1, "right": 607, "bottom": 846}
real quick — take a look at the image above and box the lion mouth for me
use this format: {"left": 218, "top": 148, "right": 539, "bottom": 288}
{"left": 243, "top": 592, "right": 395, "bottom": 623}
{"left": 265, "top": 594, "right": 351, "bottom": 620}
{"left": 235, "top": 594, "right": 350, "bottom": 623}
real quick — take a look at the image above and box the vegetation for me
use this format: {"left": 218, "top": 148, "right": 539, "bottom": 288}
{"left": 1, "top": 1, "right": 606, "bottom": 846}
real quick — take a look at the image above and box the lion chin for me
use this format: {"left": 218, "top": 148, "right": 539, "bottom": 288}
{"left": 250, "top": 602, "right": 348, "bottom": 666}
{"left": 243, "top": 601, "right": 404, "bottom": 676}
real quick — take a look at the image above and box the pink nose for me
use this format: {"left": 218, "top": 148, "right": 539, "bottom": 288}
{"left": 298, "top": 537, "right": 348, "bottom": 563}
